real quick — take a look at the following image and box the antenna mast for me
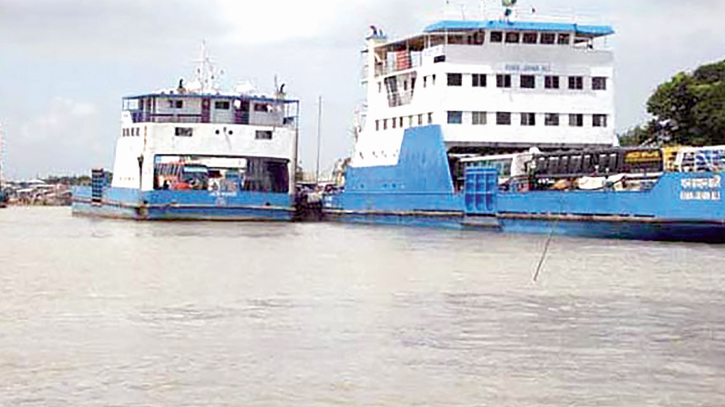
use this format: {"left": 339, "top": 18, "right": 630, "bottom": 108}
{"left": 195, "top": 41, "right": 221, "bottom": 93}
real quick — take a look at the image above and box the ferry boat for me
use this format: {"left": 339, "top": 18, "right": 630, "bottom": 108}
{"left": 324, "top": 5, "right": 725, "bottom": 242}
{"left": 72, "top": 45, "right": 299, "bottom": 221}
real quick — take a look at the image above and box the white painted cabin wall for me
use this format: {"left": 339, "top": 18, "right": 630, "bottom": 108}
{"left": 353, "top": 31, "right": 616, "bottom": 169}
{"left": 111, "top": 122, "right": 296, "bottom": 191}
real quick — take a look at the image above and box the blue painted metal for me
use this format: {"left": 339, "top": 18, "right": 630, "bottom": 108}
{"left": 324, "top": 211, "right": 463, "bottom": 229}
{"left": 424, "top": 20, "right": 614, "bottom": 36}
{"left": 464, "top": 168, "right": 498, "bottom": 215}
{"left": 498, "top": 174, "right": 725, "bottom": 221}
{"left": 328, "top": 125, "right": 462, "bottom": 213}
{"left": 72, "top": 186, "right": 294, "bottom": 221}
{"left": 326, "top": 122, "right": 725, "bottom": 242}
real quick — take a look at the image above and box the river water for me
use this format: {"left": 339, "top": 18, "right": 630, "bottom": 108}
{"left": 1, "top": 207, "right": 724, "bottom": 406}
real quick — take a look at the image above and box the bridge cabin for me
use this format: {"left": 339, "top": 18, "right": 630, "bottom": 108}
{"left": 354, "top": 19, "right": 615, "bottom": 169}
{"left": 111, "top": 91, "right": 299, "bottom": 195}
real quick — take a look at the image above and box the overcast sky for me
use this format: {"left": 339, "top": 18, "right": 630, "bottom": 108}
{"left": 1, "top": 0, "right": 724, "bottom": 179}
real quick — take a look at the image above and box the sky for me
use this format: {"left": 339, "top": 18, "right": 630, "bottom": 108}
{"left": 0, "top": 0, "right": 724, "bottom": 180}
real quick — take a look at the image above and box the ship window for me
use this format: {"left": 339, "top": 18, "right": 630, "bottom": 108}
{"left": 593, "top": 114, "right": 608, "bottom": 127}
{"left": 558, "top": 33, "right": 570, "bottom": 45}
{"left": 472, "top": 74, "right": 486, "bottom": 87}
{"left": 433, "top": 55, "right": 446, "bottom": 63}
{"left": 569, "top": 114, "right": 584, "bottom": 127}
{"left": 447, "top": 111, "right": 463, "bottom": 124}
{"left": 520, "top": 75, "right": 535, "bottom": 89}
{"left": 378, "top": 82, "right": 382, "bottom": 93}
{"left": 408, "top": 116, "right": 414, "bottom": 127}
{"left": 175, "top": 100, "right": 183, "bottom": 109}
{"left": 399, "top": 117, "right": 404, "bottom": 127}
{"left": 472, "top": 30, "right": 485, "bottom": 45}
{"left": 447, "top": 73, "right": 462, "bottom": 86}
{"left": 255, "top": 130, "right": 273, "bottom": 140}
{"left": 174, "top": 127, "right": 193, "bottom": 137}
{"left": 472, "top": 111, "right": 487, "bottom": 125}
{"left": 383, "top": 119, "right": 388, "bottom": 130}
{"left": 427, "top": 112, "right": 433, "bottom": 124}
{"left": 254, "top": 103, "right": 269, "bottom": 112}
{"left": 521, "top": 113, "right": 536, "bottom": 126}
{"left": 496, "top": 74, "right": 512, "bottom": 88}
{"left": 523, "top": 32, "right": 538, "bottom": 44}
{"left": 545, "top": 76, "right": 560, "bottom": 89}
{"left": 214, "top": 101, "right": 230, "bottom": 109}
{"left": 392, "top": 117, "right": 397, "bottom": 128}
{"left": 376, "top": 120, "right": 380, "bottom": 131}
{"left": 431, "top": 75, "right": 436, "bottom": 85}
{"left": 423, "top": 76, "right": 427, "bottom": 88}
{"left": 124, "top": 99, "right": 140, "bottom": 110}
{"left": 418, "top": 114, "right": 423, "bottom": 125}
{"left": 490, "top": 31, "right": 503, "bottom": 43}
{"left": 448, "top": 35, "right": 465, "bottom": 45}
{"left": 496, "top": 112, "right": 511, "bottom": 125}
{"left": 593, "top": 77, "right": 607, "bottom": 90}
{"left": 541, "top": 33, "right": 556, "bottom": 44}
{"left": 568, "top": 76, "right": 583, "bottom": 90}
{"left": 545, "top": 113, "right": 560, "bottom": 126}
{"left": 505, "top": 32, "right": 520, "bottom": 43}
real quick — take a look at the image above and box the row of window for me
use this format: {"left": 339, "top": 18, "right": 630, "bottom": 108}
{"left": 175, "top": 128, "right": 274, "bottom": 139}
{"left": 122, "top": 128, "right": 141, "bottom": 137}
{"left": 447, "top": 73, "right": 607, "bottom": 90}
{"left": 447, "top": 111, "right": 609, "bottom": 127}
{"left": 446, "top": 31, "right": 576, "bottom": 46}
{"left": 383, "top": 74, "right": 608, "bottom": 93}
{"left": 373, "top": 112, "right": 608, "bottom": 131}
{"left": 375, "top": 113, "right": 434, "bottom": 131}
{"left": 123, "top": 127, "right": 274, "bottom": 139}
{"left": 164, "top": 99, "right": 269, "bottom": 111}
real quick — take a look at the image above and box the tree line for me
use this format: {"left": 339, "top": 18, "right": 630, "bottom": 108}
{"left": 619, "top": 59, "right": 725, "bottom": 147}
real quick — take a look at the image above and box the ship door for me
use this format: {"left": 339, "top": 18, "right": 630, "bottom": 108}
{"left": 234, "top": 99, "right": 250, "bottom": 125}
{"left": 201, "top": 98, "right": 211, "bottom": 123}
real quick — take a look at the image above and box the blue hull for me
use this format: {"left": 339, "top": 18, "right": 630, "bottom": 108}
{"left": 324, "top": 209, "right": 463, "bottom": 229}
{"left": 72, "top": 187, "right": 294, "bottom": 221}
{"left": 325, "top": 126, "right": 725, "bottom": 242}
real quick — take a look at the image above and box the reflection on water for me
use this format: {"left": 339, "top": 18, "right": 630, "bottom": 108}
{"left": 1, "top": 207, "right": 724, "bottom": 406}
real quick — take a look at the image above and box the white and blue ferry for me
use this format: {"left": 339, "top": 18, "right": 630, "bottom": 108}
{"left": 73, "top": 45, "right": 299, "bottom": 221}
{"left": 324, "top": 6, "right": 725, "bottom": 242}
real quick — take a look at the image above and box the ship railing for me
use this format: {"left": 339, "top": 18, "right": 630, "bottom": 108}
{"left": 375, "top": 56, "right": 423, "bottom": 77}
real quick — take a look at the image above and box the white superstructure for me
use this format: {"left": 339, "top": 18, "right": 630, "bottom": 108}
{"left": 109, "top": 45, "right": 299, "bottom": 193}
{"left": 353, "top": 12, "right": 616, "bottom": 169}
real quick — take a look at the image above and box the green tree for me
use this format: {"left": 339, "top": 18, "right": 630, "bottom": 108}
{"left": 645, "top": 59, "right": 725, "bottom": 146}
{"left": 618, "top": 121, "right": 656, "bottom": 147}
